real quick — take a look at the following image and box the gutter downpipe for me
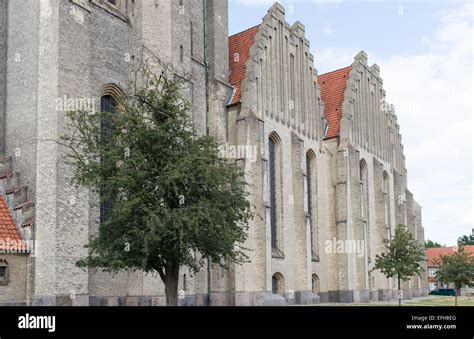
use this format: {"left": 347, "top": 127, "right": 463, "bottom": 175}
{"left": 203, "top": 0, "right": 211, "bottom": 307}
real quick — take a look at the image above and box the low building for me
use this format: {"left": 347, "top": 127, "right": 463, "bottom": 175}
{"left": 427, "top": 245, "right": 474, "bottom": 296}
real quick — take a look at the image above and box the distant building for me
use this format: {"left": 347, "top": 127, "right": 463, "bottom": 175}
{"left": 427, "top": 246, "right": 474, "bottom": 295}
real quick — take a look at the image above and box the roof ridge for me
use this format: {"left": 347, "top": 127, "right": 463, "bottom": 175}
{"left": 229, "top": 25, "right": 259, "bottom": 38}
{"left": 228, "top": 25, "right": 260, "bottom": 106}
{"left": 319, "top": 65, "right": 352, "bottom": 77}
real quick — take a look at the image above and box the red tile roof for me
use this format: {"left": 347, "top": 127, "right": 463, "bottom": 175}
{"left": 318, "top": 66, "right": 351, "bottom": 139}
{"left": 427, "top": 245, "right": 474, "bottom": 267}
{"left": 228, "top": 26, "right": 259, "bottom": 106}
{"left": 0, "top": 196, "right": 26, "bottom": 252}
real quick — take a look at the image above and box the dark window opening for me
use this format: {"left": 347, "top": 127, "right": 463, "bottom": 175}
{"left": 0, "top": 264, "right": 7, "bottom": 285}
{"left": 272, "top": 274, "right": 278, "bottom": 294}
{"left": 269, "top": 137, "right": 277, "bottom": 250}
{"left": 100, "top": 95, "right": 117, "bottom": 224}
{"left": 306, "top": 154, "right": 313, "bottom": 246}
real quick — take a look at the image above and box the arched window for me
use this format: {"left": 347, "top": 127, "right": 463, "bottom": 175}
{"left": 311, "top": 274, "right": 320, "bottom": 294}
{"left": 272, "top": 272, "right": 285, "bottom": 295}
{"left": 359, "top": 160, "right": 368, "bottom": 218}
{"left": 269, "top": 133, "right": 282, "bottom": 253}
{"left": 0, "top": 259, "right": 8, "bottom": 285}
{"left": 190, "top": 22, "right": 194, "bottom": 57}
{"left": 383, "top": 171, "right": 390, "bottom": 228}
{"left": 306, "top": 150, "right": 317, "bottom": 257}
{"left": 100, "top": 94, "right": 118, "bottom": 224}
{"left": 359, "top": 159, "right": 370, "bottom": 258}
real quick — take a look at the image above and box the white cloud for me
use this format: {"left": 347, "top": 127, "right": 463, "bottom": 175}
{"left": 322, "top": 27, "right": 335, "bottom": 35}
{"left": 378, "top": 2, "right": 473, "bottom": 245}
{"left": 314, "top": 2, "right": 473, "bottom": 244}
{"left": 232, "top": 0, "right": 276, "bottom": 6}
{"left": 314, "top": 47, "right": 360, "bottom": 74}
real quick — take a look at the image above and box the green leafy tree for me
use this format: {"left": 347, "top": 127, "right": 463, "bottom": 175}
{"left": 373, "top": 225, "right": 425, "bottom": 306}
{"left": 458, "top": 234, "right": 474, "bottom": 246}
{"left": 61, "top": 65, "right": 253, "bottom": 305}
{"left": 435, "top": 247, "right": 474, "bottom": 306}
{"left": 425, "top": 239, "right": 444, "bottom": 248}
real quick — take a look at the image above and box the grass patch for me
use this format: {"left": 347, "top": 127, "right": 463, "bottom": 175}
{"left": 404, "top": 296, "right": 474, "bottom": 307}
{"left": 311, "top": 296, "right": 474, "bottom": 306}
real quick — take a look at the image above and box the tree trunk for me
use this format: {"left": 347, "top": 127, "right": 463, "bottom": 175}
{"left": 398, "top": 276, "right": 402, "bottom": 307}
{"left": 164, "top": 261, "right": 180, "bottom": 306}
{"left": 455, "top": 288, "right": 459, "bottom": 307}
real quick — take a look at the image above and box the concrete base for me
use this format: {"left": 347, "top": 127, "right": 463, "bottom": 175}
{"left": 402, "top": 288, "right": 412, "bottom": 300}
{"left": 354, "top": 289, "right": 370, "bottom": 303}
{"left": 370, "top": 290, "right": 379, "bottom": 301}
{"left": 266, "top": 293, "right": 287, "bottom": 306}
{"left": 376, "top": 289, "right": 393, "bottom": 302}
{"left": 31, "top": 295, "right": 57, "bottom": 306}
{"left": 31, "top": 288, "right": 430, "bottom": 306}
{"left": 294, "top": 290, "right": 320, "bottom": 305}
{"left": 0, "top": 302, "right": 28, "bottom": 306}
{"left": 208, "top": 292, "right": 235, "bottom": 306}
{"left": 234, "top": 291, "right": 268, "bottom": 306}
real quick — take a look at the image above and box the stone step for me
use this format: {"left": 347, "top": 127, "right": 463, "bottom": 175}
{"left": 13, "top": 201, "right": 35, "bottom": 226}
{"left": 6, "top": 186, "right": 28, "bottom": 208}
{"left": 0, "top": 171, "right": 20, "bottom": 194}
{"left": 0, "top": 156, "right": 12, "bottom": 177}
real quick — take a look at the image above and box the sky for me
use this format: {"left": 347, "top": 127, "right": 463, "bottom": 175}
{"left": 229, "top": 0, "right": 473, "bottom": 245}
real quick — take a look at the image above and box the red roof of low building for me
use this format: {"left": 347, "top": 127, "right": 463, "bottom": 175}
{"left": 228, "top": 26, "right": 259, "bottom": 106}
{"left": 0, "top": 196, "right": 26, "bottom": 252}
{"left": 318, "top": 66, "right": 351, "bottom": 139}
{"left": 427, "top": 245, "right": 474, "bottom": 267}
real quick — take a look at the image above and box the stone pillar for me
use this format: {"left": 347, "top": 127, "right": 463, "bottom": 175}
{"left": 0, "top": 0, "right": 7, "bottom": 156}
{"left": 334, "top": 146, "right": 353, "bottom": 302}
{"left": 206, "top": 0, "right": 233, "bottom": 143}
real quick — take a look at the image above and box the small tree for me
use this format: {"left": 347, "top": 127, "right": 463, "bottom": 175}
{"left": 435, "top": 247, "right": 474, "bottom": 306}
{"left": 373, "top": 225, "right": 425, "bottom": 306}
{"left": 425, "top": 239, "right": 443, "bottom": 248}
{"left": 62, "top": 65, "right": 253, "bottom": 305}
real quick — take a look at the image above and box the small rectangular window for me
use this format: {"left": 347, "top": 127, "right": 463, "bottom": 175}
{"left": 0, "top": 266, "right": 7, "bottom": 285}
{"left": 104, "top": 0, "right": 118, "bottom": 8}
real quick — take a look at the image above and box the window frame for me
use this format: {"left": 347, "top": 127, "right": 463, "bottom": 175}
{"left": 306, "top": 150, "right": 318, "bottom": 259}
{"left": 268, "top": 133, "right": 283, "bottom": 256}
{"left": 99, "top": 94, "right": 118, "bottom": 224}
{"left": 0, "top": 260, "right": 8, "bottom": 286}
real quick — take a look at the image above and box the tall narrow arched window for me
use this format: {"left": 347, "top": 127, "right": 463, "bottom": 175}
{"left": 306, "top": 150, "right": 317, "bottom": 257}
{"left": 100, "top": 95, "right": 117, "bottom": 224}
{"left": 311, "top": 274, "right": 320, "bottom": 294}
{"left": 359, "top": 159, "right": 370, "bottom": 258}
{"left": 190, "top": 22, "right": 194, "bottom": 57}
{"left": 269, "top": 133, "right": 282, "bottom": 253}
{"left": 359, "top": 160, "right": 368, "bottom": 218}
{"left": 383, "top": 171, "right": 390, "bottom": 228}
